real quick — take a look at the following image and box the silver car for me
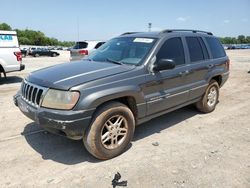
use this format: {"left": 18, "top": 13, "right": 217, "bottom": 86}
{"left": 70, "top": 41, "right": 105, "bottom": 61}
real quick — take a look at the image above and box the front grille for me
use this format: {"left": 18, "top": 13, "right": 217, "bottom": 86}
{"left": 21, "top": 81, "right": 47, "bottom": 107}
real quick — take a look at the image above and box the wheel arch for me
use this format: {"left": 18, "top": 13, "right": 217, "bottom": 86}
{"left": 94, "top": 96, "right": 138, "bottom": 120}
{"left": 76, "top": 86, "right": 145, "bottom": 121}
{"left": 210, "top": 75, "right": 222, "bottom": 86}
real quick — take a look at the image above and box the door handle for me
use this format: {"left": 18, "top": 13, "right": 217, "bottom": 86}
{"left": 207, "top": 64, "right": 214, "bottom": 69}
{"left": 179, "top": 70, "right": 189, "bottom": 76}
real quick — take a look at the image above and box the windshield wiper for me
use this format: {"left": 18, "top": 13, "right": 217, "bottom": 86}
{"left": 106, "top": 58, "right": 123, "bottom": 65}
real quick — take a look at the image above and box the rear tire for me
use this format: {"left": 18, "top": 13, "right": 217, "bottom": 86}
{"left": 196, "top": 79, "right": 219, "bottom": 113}
{"left": 83, "top": 102, "right": 135, "bottom": 160}
{"left": 34, "top": 53, "right": 39, "bottom": 57}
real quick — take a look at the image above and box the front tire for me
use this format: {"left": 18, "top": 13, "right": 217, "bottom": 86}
{"left": 196, "top": 79, "right": 219, "bottom": 113}
{"left": 83, "top": 102, "right": 135, "bottom": 160}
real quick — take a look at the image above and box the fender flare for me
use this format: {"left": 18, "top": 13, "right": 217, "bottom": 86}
{"left": 76, "top": 85, "right": 145, "bottom": 110}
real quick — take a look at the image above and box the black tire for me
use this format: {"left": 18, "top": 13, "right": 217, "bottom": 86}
{"left": 34, "top": 53, "right": 39, "bottom": 57}
{"left": 83, "top": 102, "right": 135, "bottom": 160}
{"left": 196, "top": 79, "right": 219, "bottom": 113}
{"left": 52, "top": 53, "right": 57, "bottom": 57}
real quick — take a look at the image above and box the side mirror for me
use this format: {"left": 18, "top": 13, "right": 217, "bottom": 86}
{"left": 152, "top": 59, "right": 175, "bottom": 72}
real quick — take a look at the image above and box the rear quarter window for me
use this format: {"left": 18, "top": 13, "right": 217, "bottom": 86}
{"left": 205, "top": 37, "right": 226, "bottom": 58}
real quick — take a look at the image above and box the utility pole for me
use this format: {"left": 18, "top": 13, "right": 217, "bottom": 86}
{"left": 77, "top": 17, "right": 79, "bottom": 42}
{"left": 148, "top": 23, "right": 152, "bottom": 32}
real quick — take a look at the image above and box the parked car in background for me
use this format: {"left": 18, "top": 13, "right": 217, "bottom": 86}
{"left": 0, "top": 30, "right": 25, "bottom": 78}
{"left": 30, "top": 48, "right": 60, "bottom": 57}
{"left": 21, "top": 48, "right": 28, "bottom": 57}
{"left": 227, "top": 44, "right": 250, "bottom": 50}
{"left": 28, "top": 47, "right": 40, "bottom": 55}
{"left": 70, "top": 41, "right": 105, "bottom": 61}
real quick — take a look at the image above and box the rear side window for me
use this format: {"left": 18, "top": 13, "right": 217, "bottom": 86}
{"left": 157, "top": 37, "right": 185, "bottom": 66}
{"left": 205, "top": 37, "right": 226, "bottom": 58}
{"left": 186, "top": 37, "right": 204, "bottom": 62}
{"left": 94, "top": 42, "right": 105, "bottom": 49}
{"left": 73, "top": 42, "right": 88, "bottom": 49}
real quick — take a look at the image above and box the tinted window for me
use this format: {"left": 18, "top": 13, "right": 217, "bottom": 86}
{"left": 95, "top": 42, "right": 105, "bottom": 49}
{"left": 73, "top": 42, "right": 88, "bottom": 49}
{"left": 198, "top": 38, "right": 209, "bottom": 59}
{"left": 205, "top": 37, "right": 226, "bottom": 58}
{"left": 157, "top": 37, "right": 185, "bottom": 66}
{"left": 186, "top": 37, "right": 204, "bottom": 62}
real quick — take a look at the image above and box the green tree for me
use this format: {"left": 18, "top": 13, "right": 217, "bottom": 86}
{"left": 0, "top": 23, "right": 12, "bottom": 30}
{"left": 2, "top": 22, "right": 75, "bottom": 47}
{"left": 245, "top": 36, "right": 250, "bottom": 43}
{"left": 18, "top": 37, "right": 31, "bottom": 45}
{"left": 237, "top": 35, "right": 246, "bottom": 44}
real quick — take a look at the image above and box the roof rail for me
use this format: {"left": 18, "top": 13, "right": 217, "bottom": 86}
{"left": 161, "top": 29, "right": 213, "bottom": 35}
{"left": 120, "top": 32, "right": 141, "bottom": 36}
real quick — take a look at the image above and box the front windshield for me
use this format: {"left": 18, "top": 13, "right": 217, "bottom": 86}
{"left": 87, "top": 37, "right": 156, "bottom": 65}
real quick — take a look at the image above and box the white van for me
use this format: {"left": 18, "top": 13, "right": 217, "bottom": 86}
{"left": 0, "top": 30, "right": 25, "bottom": 78}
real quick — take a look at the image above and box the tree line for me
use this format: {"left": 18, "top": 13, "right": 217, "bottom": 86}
{"left": 1, "top": 22, "right": 250, "bottom": 46}
{"left": 0, "top": 23, "right": 74, "bottom": 47}
{"left": 219, "top": 35, "right": 250, "bottom": 44}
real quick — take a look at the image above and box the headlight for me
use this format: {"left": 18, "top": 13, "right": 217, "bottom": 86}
{"left": 42, "top": 89, "right": 80, "bottom": 110}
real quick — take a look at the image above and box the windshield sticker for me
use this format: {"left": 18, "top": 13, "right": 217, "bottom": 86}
{"left": 133, "top": 38, "right": 153, "bottom": 43}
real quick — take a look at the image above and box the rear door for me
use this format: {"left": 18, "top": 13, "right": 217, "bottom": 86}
{"left": 145, "top": 37, "right": 189, "bottom": 115}
{"left": 183, "top": 36, "right": 210, "bottom": 100}
{"left": 40, "top": 49, "right": 47, "bottom": 56}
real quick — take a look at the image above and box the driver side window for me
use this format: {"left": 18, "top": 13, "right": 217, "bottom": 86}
{"left": 156, "top": 37, "right": 185, "bottom": 66}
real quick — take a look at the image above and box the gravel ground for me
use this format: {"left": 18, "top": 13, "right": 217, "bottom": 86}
{"left": 0, "top": 50, "right": 249, "bottom": 188}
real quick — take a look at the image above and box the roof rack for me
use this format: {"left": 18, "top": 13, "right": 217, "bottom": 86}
{"left": 161, "top": 29, "right": 213, "bottom": 35}
{"left": 120, "top": 32, "right": 141, "bottom": 36}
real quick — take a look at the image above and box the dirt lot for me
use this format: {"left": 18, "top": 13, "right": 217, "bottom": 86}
{"left": 0, "top": 50, "right": 249, "bottom": 188}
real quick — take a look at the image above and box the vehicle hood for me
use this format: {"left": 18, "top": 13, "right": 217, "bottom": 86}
{"left": 27, "top": 60, "right": 135, "bottom": 90}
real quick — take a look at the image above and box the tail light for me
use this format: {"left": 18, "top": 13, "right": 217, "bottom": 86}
{"left": 226, "top": 59, "right": 230, "bottom": 70}
{"left": 79, "top": 49, "right": 88, "bottom": 55}
{"left": 14, "top": 51, "right": 22, "bottom": 62}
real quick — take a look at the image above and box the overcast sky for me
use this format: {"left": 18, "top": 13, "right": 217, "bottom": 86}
{"left": 1, "top": 0, "right": 250, "bottom": 41}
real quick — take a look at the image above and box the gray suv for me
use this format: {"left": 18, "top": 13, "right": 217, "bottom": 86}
{"left": 14, "top": 29, "right": 229, "bottom": 159}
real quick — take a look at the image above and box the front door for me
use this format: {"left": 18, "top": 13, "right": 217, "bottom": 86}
{"left": 144, "top": 37, "right": 189, "bottom": 115}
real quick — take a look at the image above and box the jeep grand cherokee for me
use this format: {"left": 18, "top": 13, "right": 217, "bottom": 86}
{"left": 14, "top": 29, "right": 229, "bottom": 159}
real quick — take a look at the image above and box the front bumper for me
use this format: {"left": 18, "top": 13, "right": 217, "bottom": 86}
{"left": 14, "top": 94, "right": 94, "bottom": 140}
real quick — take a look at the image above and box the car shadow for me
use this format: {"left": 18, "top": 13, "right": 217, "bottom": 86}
{"left": 23, "top": 105, "right": 199, "bottom": 165}
{"left": 0, "top": 76, "right": 23, "bottom": 85}
{"left": 23, "top": 123, "right": 100, "bottom": 164}
{"left": 133, "top": 105, "right": 200, "bottom": 141}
